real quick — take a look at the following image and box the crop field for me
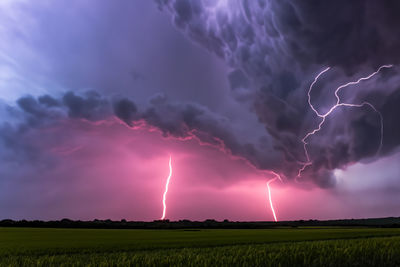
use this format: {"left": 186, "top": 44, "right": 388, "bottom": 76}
{"left": 0, "top": 227, "right": 400, "bottom": 266}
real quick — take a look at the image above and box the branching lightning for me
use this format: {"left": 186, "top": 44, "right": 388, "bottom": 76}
{"left": 154, "top": 66, "right": 391, "bottom": 221}
{"left": 298, "top": 65, "right": 393, "bottom": 177}
{"left": 161, "top": 155, "right": 173, "bottom": 220}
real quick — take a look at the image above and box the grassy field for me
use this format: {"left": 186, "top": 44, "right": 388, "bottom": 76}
{"left": 1, "top": 227, "right": 400, "bottom": 266}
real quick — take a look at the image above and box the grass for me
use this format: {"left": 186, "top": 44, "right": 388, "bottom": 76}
{"left": 0, "top": 227, "right": 399, "bottom": 266}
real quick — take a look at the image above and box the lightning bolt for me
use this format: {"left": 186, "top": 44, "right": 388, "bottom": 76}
{"left": 266, "top": 171, "right": 282, "bottom": 222}
{"left": 161, "top": 155, "right": 173, "bottom": 220}
{"left": 298, "top": 64, "right": 393, "bottom": 177}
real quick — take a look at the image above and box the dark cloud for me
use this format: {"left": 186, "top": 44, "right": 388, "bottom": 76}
{"left": 380, "top": 89, "right": 400, "bottom": 153}
{"left": 15, "top": 96, "right": 63, "bottom": 128}
{"left": 38, "top": 95, "right": 60, "bottom": 107}
{"left": 17, "top": 96, "right": 47, "bottom": 119}
{"left": 152, "top": 0, "right": 400, "bottom": 185}
{"left": 0, "top": 91, "right": 109, "bottom": 166}
{"left": 113, "top": 99, "right": 138, "bottom": 126}
{"left": 117, "top": 96, "right": 281, "bottom": 170}
{"left": 0, "top": 91, "right": 282, "bottom": 178}
{"left": 158, "top": 0, "right": 400, "bottom": 72}
{"left": 62, "top": 91, "right": 110, "bottom": 121}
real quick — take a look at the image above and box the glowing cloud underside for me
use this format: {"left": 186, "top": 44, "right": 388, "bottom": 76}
{"left": 298, "top": 64, "right": 393, "bottom": 177}
{"left": 161, "top": 155, "right": 172, "bottom": 220}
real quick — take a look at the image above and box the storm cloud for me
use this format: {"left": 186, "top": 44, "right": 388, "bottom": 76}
{"left": 2, "top": 0, "right": 400, "bottom": 189}
{"left": 149, "top": 0, "right": 400, "bottom": 185}
{"left": 0, "top": 91, "right": 281, "bottom": 175}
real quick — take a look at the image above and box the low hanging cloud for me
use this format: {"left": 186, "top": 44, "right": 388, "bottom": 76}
{"left": 4, "top": 76, "right": 400, "bottom": 189}
{"left": 0, "top": 91, "right": 282, "bottom": 177}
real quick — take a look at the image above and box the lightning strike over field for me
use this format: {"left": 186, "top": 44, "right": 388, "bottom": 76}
{"left": 161, "top": 155, "right": 173, "bottom": 220}
{"left": 267, "top": 178, "right": 278, "bottom": 222}
{"left": 266, "top": 171, "right": 282, "bottom": 222}
{"left": 298, "top": 65, "right": 393, "bottom": 177}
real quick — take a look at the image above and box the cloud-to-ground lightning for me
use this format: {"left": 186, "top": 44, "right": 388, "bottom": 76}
{"left": 267, "top": 178, "right": 278, "bottom": 222}
{"left": 266, "top": 171, "right": 282, "bottom": 222}
{"left": 298, "top": 65, "right": 393, "bottom": 177}
{"left": 161, "top": 155, "right": 173, "bottom": 220}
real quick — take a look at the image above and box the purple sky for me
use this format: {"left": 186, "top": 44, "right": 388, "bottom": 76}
{"left": 0, "top": 0, "right": 399, "bottom": 221}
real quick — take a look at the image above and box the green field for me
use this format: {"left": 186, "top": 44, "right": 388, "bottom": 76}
{"left": 1, "top": 227, "right": 400, "bottom": 266}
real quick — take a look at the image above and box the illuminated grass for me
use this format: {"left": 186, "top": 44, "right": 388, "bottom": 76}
{"left": 0, "top": 228, "right": 399, "bottom": 266}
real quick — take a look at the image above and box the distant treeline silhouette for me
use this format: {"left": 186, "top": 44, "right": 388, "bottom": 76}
{"left": 0, "top": 217, "right": 399, "bottom": 229}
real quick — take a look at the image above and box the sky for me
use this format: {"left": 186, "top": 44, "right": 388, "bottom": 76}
{"left": 0, "top": 0, "right": 400, "bottom": 221}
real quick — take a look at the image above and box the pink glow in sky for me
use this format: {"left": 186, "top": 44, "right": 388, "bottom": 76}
{"left": 0, "top": 118, "right": 399, "bottom": 221}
